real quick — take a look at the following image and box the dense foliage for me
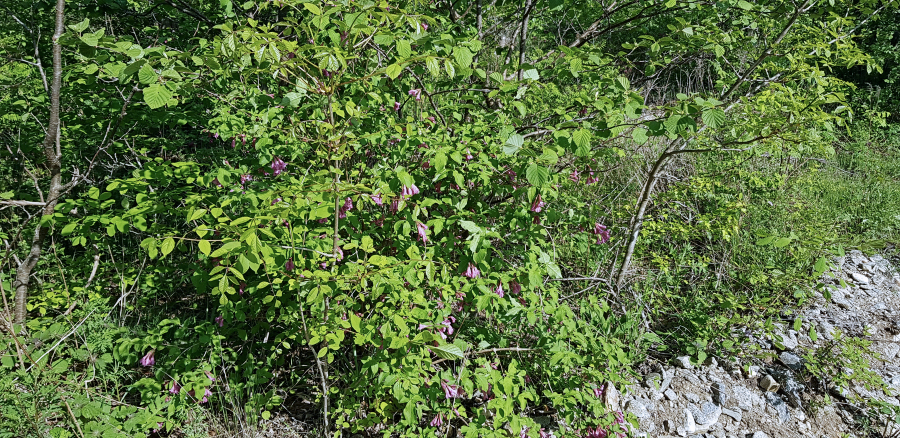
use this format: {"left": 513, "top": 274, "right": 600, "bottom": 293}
{"left": 1, "top": 0, "right": 899, "bottom": 437}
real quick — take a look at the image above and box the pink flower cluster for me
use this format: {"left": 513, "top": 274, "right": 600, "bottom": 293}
{"left": 400, "top": 184, "right": 420, "bottom": 198}
{"left": 416, "top": 221, "right": 428, "bottom": 243}
{"left": 338, "top": 197, "right": 353, "bottom": 219}
{"left": 270, "top": 157, "right": 287, "bottom": 176}
{"left": 531, "top": 194, "right": 546, "bottom": 213}
{"left": 409, "top": 89, "right": 421, "bottom": 101}
{"left": 463, "top": 262, "right": 480, "bottom": 279}
{"left": 593, "top": 222, "right": 611, "bottom": 244}
{"left": 139, "top": 350, "right": 155, "bottom": 367}
{"left": 440, "top": 379, "right": 463, "bottom": 399}
{"left": 437, "top": 316, "right": 456, "bottom": 340}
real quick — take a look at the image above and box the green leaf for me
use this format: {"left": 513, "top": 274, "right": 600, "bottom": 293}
{"left": 632, "top": 127, "right": 649, "bottom": 144}
{"left": 198, "top": 240, "right": 211, "bottom": 256}
{"left": 525, "top": 163, "right": 549, "bottom": 187}
{"left": 386, "top": 63, "right": 403, "bottom": 79}
{"left": 793, "top": 317, "right": 802, "bottom": 332}
{"left": 701, "top": 108, "right": 726, "bottom": 128}
{"left": 189, "top": 209, "right": 207, "bottom": 221}
{"left": 522, "top": 69, "right": 539, "bottom": 80}
{"left": 809, "top": 325, "right": 818, "bottom": 343}
{"left": 138, "top": 64, "right": 158, "bottom": 85}
{"left": 453, "top": 47, "right": 473, "bottom": 68}
{"left": 572, "top": 128, "right": 591, "bottom": 153}
{"left": 303, "top": 2, "right": 322, "bottom": 15}
{"left": 160, "top": 237, "right": 175, "bottom": 257}
{"left": 504, "top": 134, "right": 524, "bottom": 155}
{"left": 756, "top": 236, "right": 775, "bottom": 246}
{"left": 397, "top": 40, "right": 412, "bottom": 58}
{"left": 737, "top": 0, "right": 753, "bottom": 10}
{"left": 143, "top": 84, "right": 173, "bottom": 109}
{"left": 431, "top": 344, "right": 465, "bottom": 360}
{"left": 773, "top": 237, "right": 792, "bottom": 248}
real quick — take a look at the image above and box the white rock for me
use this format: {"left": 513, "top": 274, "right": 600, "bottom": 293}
{"left": 683, "top": 408, "right": 697, "bottom": 434}
{"left": 851, "top": 272, "right": 870, "bottom": 284}
{"left": 751, "top": 432, "right": 770, "bottom": 438}
{"left": 665, "top": 389, "right": 678, "bottom": 400}
{"left": 675, "top": 355, "right": 693, "bottom": 369}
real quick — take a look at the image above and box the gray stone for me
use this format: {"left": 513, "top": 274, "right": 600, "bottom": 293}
{"left": 878, "top": 342, "right": 900, "bottom": 361}
{"left": 676, "top": 355, "right": 694, "bottom": 369}
{"left": 721, "top": 407, "right": 741, "bottom": 422}
{"left": 626, "top": 398, "right": 652, "bottom": 419}
{"left": 689, "top": 401, "right": 722, "bottom": 430}
{"left": 681, "top": 369, "right": 703, "bottom": 385}
{"left": 666, "top": 419, "right": 677, "bottom": 432}
{"left": 764, "top": 392, "right": 790, "bottom": 423}
{"left": 819, "top": 320, "right": 838, "bottom": 341}
{"left": 665, "top": 388, "right": 678, "bottom": 400}
{"left": 651, "top": 390, "right": 665, "bottom": 401}
{"left": 731, "top": 385, "right": 755, "bottom": 411}
{"left": 686, "top": 392, "right": 701, "bottom": 403}
{"left": 851, "top": 272, "right": 871, "bottom": 284}
{"left": 779, "top": 352, "right": 803, "bottom": 371}
{"left": 759, "top": 375, "right": 780, "bottom": 392}
{"left": 771, "top": 367, "right": 804, "bottom": 408}
{"left": 711, "top": 382, "right": 729, "bottom": 406}
{"left": 682, "top": 408, "right": 697, "bottom": 434}
{"left": 751, "top": 432, "right": 770, "bottom": 438}
{"left": 604, "top": 381, "right": 620, "bottom": 412}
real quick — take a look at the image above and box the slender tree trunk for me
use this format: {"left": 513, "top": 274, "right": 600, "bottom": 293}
{"left": 516, "top": 0, "right": 535, "bottom": 81}
{"left": 13, "top": 0, "right": 66, "bottom": 324}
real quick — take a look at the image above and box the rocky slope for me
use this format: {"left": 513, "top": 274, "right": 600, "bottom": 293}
{"left": 617, "top": 250, "right": 900, "bottom": 438}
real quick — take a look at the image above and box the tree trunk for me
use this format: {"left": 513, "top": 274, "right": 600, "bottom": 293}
{"left": 13, "top": 0, "right": 66, "bottom": 324}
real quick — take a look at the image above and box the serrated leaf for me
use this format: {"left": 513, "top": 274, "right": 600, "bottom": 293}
{"left": 504, "top": 133, "right": 524, "bottom": 155}
{"left": 431, "top": 344, "right": 465, "bottom": 360}
{"left": 525, "top": 163, "right": 549, "bottom": 187}
{"left": 138, "top": 64, "right": 158, "bottom": 85}
{"left": 453, "top": 47, "right": 473, "bottom": 68}
{"left": 701, "top": 108, "right": 726, "bottom": 128}
{"left": 386, "top": 63, "right": 402, "bottom": 79}
{"left": 397, "top": 40, "right": 412, "bottom": 58}
{"left": 143, "top": 84, "right": 173, "bottom": 109}
{"left": 444, "top": 59, "right": 455, "bottom": 77}
{"left": 522, "top": 69, "right": 539, "bottom": 80}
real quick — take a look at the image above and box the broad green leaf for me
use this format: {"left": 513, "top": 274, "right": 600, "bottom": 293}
{"left": 632, "top": 127, "right": 649, "bottom": 144}
{"left": 386, "top": 63, "right": 403, "bottom": 79}
{"left": 143, "top": 84, "right": 173, "bottom": 110}
{"left": 397, "top": 40, "right": 412, "bottom": 58}
{"left": 138, "top": 64, "right": 158, "bottom": 85}
{"left": 198, "top": 240, "right": 211, "bottom": 256}
{"left": 504, "top": 133, "right": 524, "bottom": 155}
{"left": 431, "top": 344, "right": 465, "bottom": 360}
{"left": 701, "top": 108, "right": 726, "bottom": 128}
{"left": 773, "top": 238, "right": 791, "bottom": 248}
{"left": 160, "top": 237, "right": 175, "bottom": 257}
{"left": 525, "top": 163, "right": 549, "bottom": 187}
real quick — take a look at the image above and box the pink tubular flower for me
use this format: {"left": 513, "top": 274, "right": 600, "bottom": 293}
{"left": 169, "top": 381, "right": 181, "bottom": 394}
{"left": 240, "top": 174, "right": 253, "bottom": 184}
{"left": 409, "top": 89, "right": 421, "bottom": 101}
{"left": 494, "top": 282, "right": 504, "bottom": 298}
{"left": 530, "top": 194, "right": 546, "bottom": 213}
{"left": 285, "top": 258, "right": 295, "bottom": 272}
{"left": 437, "top": 316, "right": 456, "bottom": 340}
{"left": 214, "top": 316, "right": 224, "bottom": 327}
{"left": 239, "top": 282, "right": 246, "bottom": 295}
{"left": 509, "top": 281, "right": 521, "bottom": 295}
{"left": 593, "top": 223, "right": 611, "bottom": 244}
{"left": 430, "top": 413, "right": 442, "bottom": 427}
{"left": 271, "top": 197, "right": 282, "bottom": 205}
{"left": 540, "top": 429, "right": 550, "bottom": 438}
{"left": 270, "top": 157, "right": 286, "bottom": 176}
{"left": 212, "top": 178, "right": 222, "bottom": 188}
{"left": 465, "top": 149, "right": 474, "bottom": 161}
{"left": 585, "top": 426, "right": 608, "bottom": 438}
{"left": 569, "top": 169, "right": 580, "bottom": 182}
{"left": 533, "top": 215, "right": 542, "bottom": 225}
{"left": 416, "top": 222, "right": 428, "bottom": 243}
{"left": 393, "top": 101, "right": 401, "bottom": 111}
{"left": 200, "top": 387, "right": 212, "bottom": 404}
{"left": 370, "top": 193, "right": 383, "bottom": 206}
{"left": 440, "top": 380, "right": 463, "bottom": 399}
{"left": 390, "top": 198, "right": 400, "bottom": 213}
{"left": 335, "top": 247, "right": 344, "bottom": 261}
{"left": 585, "top": 167, "right": 599, "bottom": 184}
{"left": 421, "top": 22, "right": 428, "bottom": 31}
{"left": 205, "top": 371, "right": 216, "bottom": 382}
{"left": 463, "top": 262, "right": 480, "bottom": 279}
{"left": 139, "top": 350, "right": 155, "bottom": 367}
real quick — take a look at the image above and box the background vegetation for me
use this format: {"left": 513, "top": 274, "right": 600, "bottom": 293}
{"left": 1, "top": 0, "right": 898, "bottom": 437}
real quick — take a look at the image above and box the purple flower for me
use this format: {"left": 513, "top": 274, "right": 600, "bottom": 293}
{"left": 509, "top": 281, "right": 521, "bottom": 295}
{"left": 421, "top": 22, "right": 429, "bottom": 31}
{"left": 585, "top": 167, "right": 599, "bottom": 184}
{"left": 430, "top": 414, "right": 442, "bottom": 427}
{"left": 200, "top": 387, "right": 212, "bottom": 404}
{"left": 585, "top": 426, "right": 608, "bottom": 438}
{"left": 390, "top": 198, "right": 400, "bottom": 213}
{"left": 437, "top": 316, "right": 456, "bottom": 340}
{"left": 530, "top": 194, "right": 546, "bottom": 213}
{"left": 271, "top": 197, "right": 282, "bottom": 205}
{"left": 269, "top": 157, "right": 286, "bottom": 176}
{"left": 240, "top": 174, "right": 253, "bottom": 184}
{"left": 465, "top": 149, "right": 474, "bottom": 161}
{"left": 212, "top": 178, "right": 222, "bottom": 188}
{"left": 370, "top": 193, "right": 383, "bottom": 206}
{"left": 593, "top": 222, "right": 611, "bottom": 244}
{"left": 169, "top": 381, "right": 181, "bottom": 394}
{"left": 408, "top": 89, "right": 421, "bottom": 101}
{"left": 205, "top": 371, "right": 216, "bottom": 382}
{"left": 335, "top": 247, "right": 344, "bottom": 261}
{"left": 285, "top": 258, "right": 295, "bottom": 272}
{"left": 463, "top": 262, "right": 480, "bottom": 279}
{"left": 494, "top": 282, "right": 504, "bottom": 298}
{"left": 593, "top": 385, "right": 605, "bottom": 398}
{"left": 520, "top": 426, "right": 529, "bottom": 438}
{"left": 139, "top": 350, "right": 155, "bottom": 367}
{"left": 338, "top": 197, "right": 353, "bottom": 219}
{"left": 214, "top": 316, "right": 224, "bottom": 327}
{"left": 540, "top": 429, "right": 550, "bottom": 438}
{"left": 533, "top": 215, "right": 542, "bottom": 225}
{"left": 569, "top": 169, "right": 580, "bottom": 182}
{"left": 394, "top": 101, "right": 401, "bottom": 111}
{"left": 440, "top": 380, "right": 463, "bottom": 399}
{"left": 416, "top": 222, "right": 428, "bottom": 243}
{"left": 239, "top": 282, "right": 246, "bottom": 295}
